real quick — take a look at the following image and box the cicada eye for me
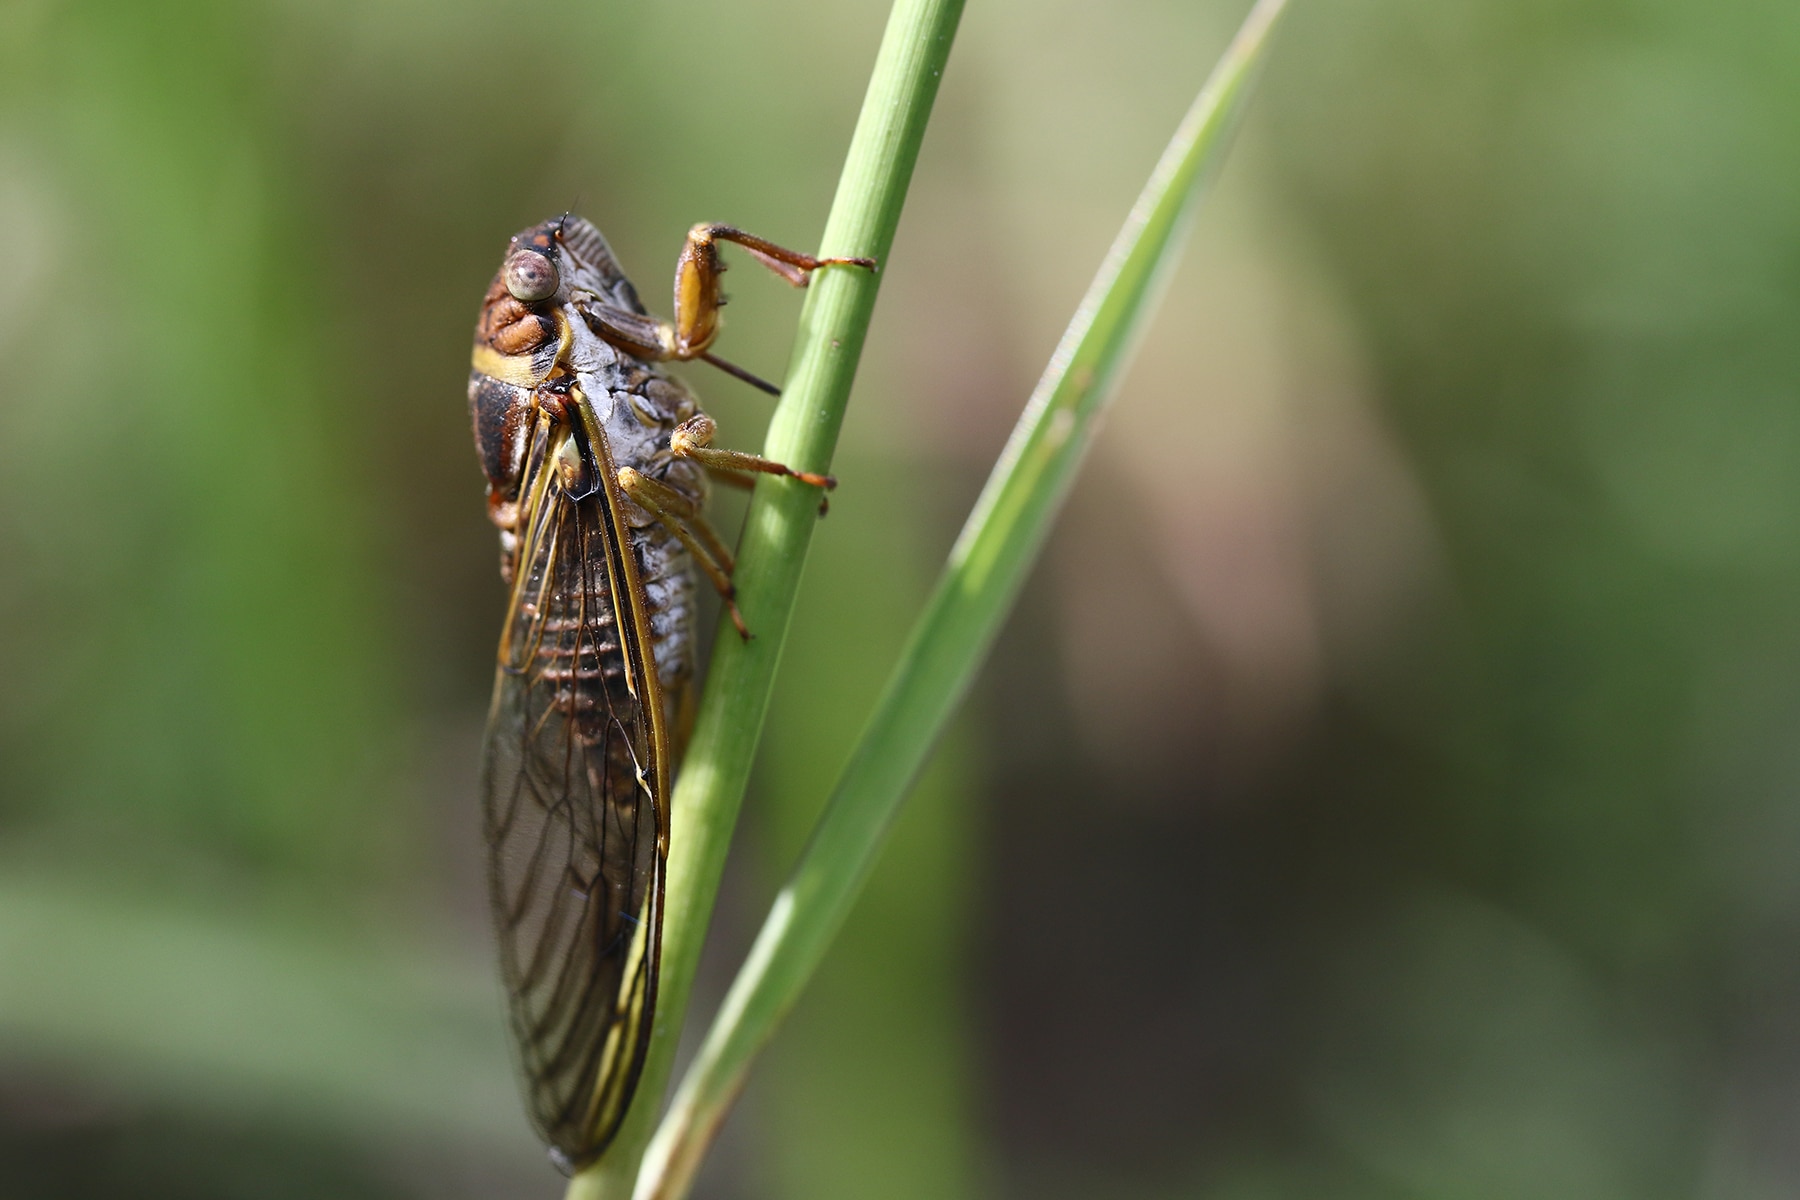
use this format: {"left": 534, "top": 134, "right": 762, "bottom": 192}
{"left": 504, "top": 250, "right": 560, "bottom": 303}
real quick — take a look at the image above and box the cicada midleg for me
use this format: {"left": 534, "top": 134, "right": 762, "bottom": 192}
{"left": 467, "top": 214, "right": 872, "bottom": 1172}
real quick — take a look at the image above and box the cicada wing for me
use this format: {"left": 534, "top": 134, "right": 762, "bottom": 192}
{"left": 482, "top": 415, "right": 667, "bottom": 1169}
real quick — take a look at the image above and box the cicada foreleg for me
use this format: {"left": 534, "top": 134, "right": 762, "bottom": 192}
{"left": 670, "top": 224, "right": 877, "bottom": 358}
{"left": 576, "top": 224, "right": 876, "bottom": 395}
{"left": 614, "top": 466, "right": 750, "bottom": 641}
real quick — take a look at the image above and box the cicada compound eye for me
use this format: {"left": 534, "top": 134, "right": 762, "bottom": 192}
{"left": 503, "top": 249, "right": 560, "bottom": 303}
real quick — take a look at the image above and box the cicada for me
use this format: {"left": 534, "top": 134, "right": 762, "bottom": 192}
{"left": 468, "top": 214, "right": 870, "bottom": 1171}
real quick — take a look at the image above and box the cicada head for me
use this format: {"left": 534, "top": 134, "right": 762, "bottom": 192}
{"left": 467, "top": 214, "right": 658, "bottom": 567}
{"left": 490, "top": 215, "right": 646, "bottom": 316}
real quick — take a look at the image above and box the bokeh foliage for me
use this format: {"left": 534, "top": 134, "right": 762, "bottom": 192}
{"left": 2, "top": 0, "right": 1798, "bottom": 1197}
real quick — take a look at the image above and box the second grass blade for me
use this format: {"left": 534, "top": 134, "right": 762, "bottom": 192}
{"left": 634, "top": 2, "right": 1291, "bottom": 1196}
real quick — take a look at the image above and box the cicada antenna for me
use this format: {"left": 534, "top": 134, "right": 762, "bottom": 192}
{"left": 555, "top": 202, "right": 579, "bottom": 242}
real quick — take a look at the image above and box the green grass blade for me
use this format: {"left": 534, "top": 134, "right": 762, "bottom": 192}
{"left": 636, "top": 2, "right": 1289, "bottom": 1195}
{"left": 563, "top": 2, "right": 966, "bottom": 1196}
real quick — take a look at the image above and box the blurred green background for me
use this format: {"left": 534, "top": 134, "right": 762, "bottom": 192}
{"left": 3, "top": 0, "right": 1798, "bottom": 1196}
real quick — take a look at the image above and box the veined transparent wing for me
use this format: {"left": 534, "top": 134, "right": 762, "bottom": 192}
{"left": 482, "top": 407, "right": 670, "bottom": 1172}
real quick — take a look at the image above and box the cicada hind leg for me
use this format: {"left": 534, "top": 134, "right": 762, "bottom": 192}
{"left": 612, "top": 409, "right": 844, "bottom": 642}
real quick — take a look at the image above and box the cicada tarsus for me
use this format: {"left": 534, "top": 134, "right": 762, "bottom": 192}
{"left": 468, "top": 214, "right": 871, "bottom": 1172}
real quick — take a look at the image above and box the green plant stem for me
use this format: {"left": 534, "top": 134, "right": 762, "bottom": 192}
{"left": 564, "top": 3, "right": 965, "bottom": 1197}
{"left": 634, "top": 2, "right": 1288, "bottom": 1196}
